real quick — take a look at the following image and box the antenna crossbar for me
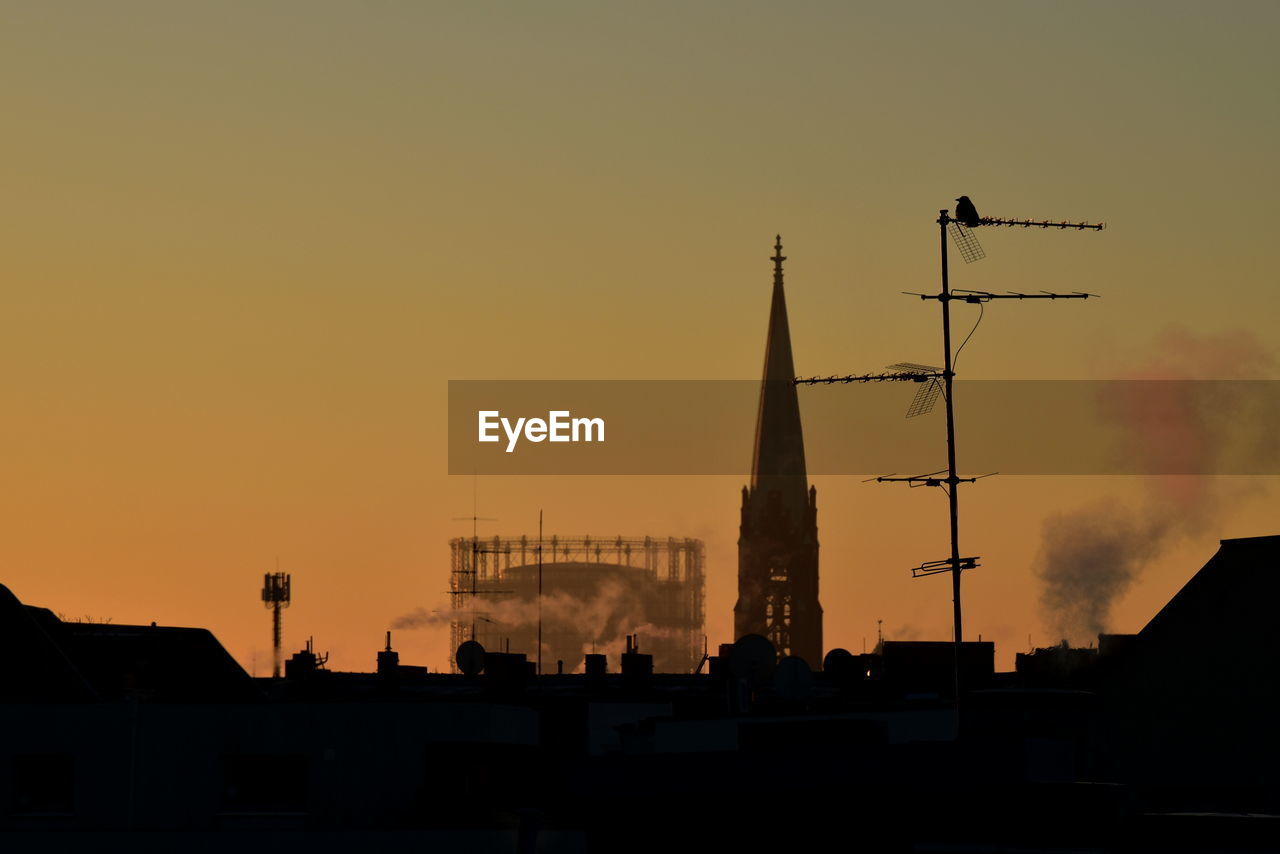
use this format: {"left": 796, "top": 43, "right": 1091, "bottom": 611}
{"left": 872, "top": 472, "right": 995, "bottom": 487}
{"left": 977, "top": 217, "right": 1104, "bottom": 230}
{"left": 912, "top": 556, "right": 981, "bottom": 578}
{"left": 913, "top": 289, "right": 1098, "bottom": 303}
{"left": 795, "top": 370, "right": 942, "bottom": 386}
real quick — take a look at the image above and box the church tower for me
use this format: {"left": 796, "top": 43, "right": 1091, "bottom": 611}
{"left": 735, "top": 236, "right": 823, "bottom": 666}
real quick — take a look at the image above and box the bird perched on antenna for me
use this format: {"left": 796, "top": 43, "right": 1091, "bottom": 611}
{"left": 955, "top": 195, "right": 981, "bottom": 228}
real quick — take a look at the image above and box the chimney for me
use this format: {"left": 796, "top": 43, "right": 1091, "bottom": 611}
{"left": 621, "top": 634, "right": 653, "bottom": 683}
{"left": 708, "top": 642, "right": 736, "bottom": 679}
{"left": 377, "top": 630, "right": 400, "bottom": 677}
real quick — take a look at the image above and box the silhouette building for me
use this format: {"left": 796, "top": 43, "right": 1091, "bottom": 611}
{"left": 6, "top": 536, "right": 1280, "bottom": 845}
{"left": 735, "top": 236, "right": 823, "bottom": 665}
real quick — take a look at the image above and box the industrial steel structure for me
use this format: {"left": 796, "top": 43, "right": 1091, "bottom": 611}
{"left": 449, "top": 535, "right": 705, "bottom": 674}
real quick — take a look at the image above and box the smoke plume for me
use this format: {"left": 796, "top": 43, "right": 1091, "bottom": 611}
{"left": 1035, "top": 326, "right": 1274, "bottom": 644}
{"left": 392, "top": 577, "right": 679, "bottom": 670}
{"left": 889, "top": 623, "right": 922, "bottom": 642}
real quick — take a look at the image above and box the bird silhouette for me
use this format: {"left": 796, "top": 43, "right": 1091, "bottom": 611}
{"left": 955, "top": 196, "right": 981, "bottom": 228}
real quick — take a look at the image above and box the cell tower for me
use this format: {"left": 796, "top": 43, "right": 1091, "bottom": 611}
{"left": 261, "top": 572, "right": 291, "bottom": 678}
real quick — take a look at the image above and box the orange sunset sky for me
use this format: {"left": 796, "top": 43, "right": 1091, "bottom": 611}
{"left": 2, "top": 2, "right": 1277, "bottom": 673}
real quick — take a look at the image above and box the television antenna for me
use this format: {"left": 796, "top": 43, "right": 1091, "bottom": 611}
{"left": 797, "top": 195, "right": 1105, "bottom": 705}
{"left": 946, "top": 213, "right": 1104, "bottom": 266}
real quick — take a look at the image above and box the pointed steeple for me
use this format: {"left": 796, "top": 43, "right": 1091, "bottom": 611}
{"left": 750, "top": 235, "right": 809, "bottom": 513}
{"left": 737, "top": 235, "right": 822, "bottom": 665}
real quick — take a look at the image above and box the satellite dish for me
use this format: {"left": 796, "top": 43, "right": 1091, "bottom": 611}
{"left": 730, "top": 634, "right": 777, "bottom": 684}
{"left": 456, "top": 640, "right": 485, "bottom": 676}
{"left": 773, "top": 655, "right": 813, "bottom": 701}
{"left": 822, "top": 648, "right": 855, "bottom": 678}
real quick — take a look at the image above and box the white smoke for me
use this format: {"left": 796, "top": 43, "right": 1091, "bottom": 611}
{"left": 392, "top": 577, "right": 681, "bottom": 669}
{"left": 1035, "top": 326, "right": 1275, "bottom": 644}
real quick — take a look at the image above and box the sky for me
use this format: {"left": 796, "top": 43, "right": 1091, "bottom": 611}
{"left": 2, "top": 1, "right": 1277, "bottom": 673}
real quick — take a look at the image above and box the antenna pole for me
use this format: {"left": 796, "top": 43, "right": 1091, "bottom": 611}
{"left": 938, "top": 212, "right": 963, "bottom": 647}
{"left": 938, "top": 211, "right": 965, "bottom": 714}
{"left": 272, "top": 604, "right": 282, "bottom": 676}
{"left": 537, "top": 509, "right": 544, "bottom": 676}
{"left": 938, "top": 210, "right": 965, "bottom": 719}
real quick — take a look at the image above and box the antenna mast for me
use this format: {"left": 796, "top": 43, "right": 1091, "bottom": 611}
{"left": 537, "top": 509, "right": 544, "bottom": 676}
{"left": 924, "top": 204, "right": 1103, "bottom": 656}
{"left": 797, "top": 197, "right": 1105, "bottom": 707}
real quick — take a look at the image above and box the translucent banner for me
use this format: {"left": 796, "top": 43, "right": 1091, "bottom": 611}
{"left": 447, "top": 380, "right": 1280, "bottom": 475}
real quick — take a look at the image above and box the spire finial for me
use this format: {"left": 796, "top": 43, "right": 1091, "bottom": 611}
{"left": 771, "top": 235, "right": 786, "bottom": 286}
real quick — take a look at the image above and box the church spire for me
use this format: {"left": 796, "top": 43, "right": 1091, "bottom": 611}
{"left": 737, "top": 234, "right": 822, "bottom": 665}
{"left": 751, "top": 235, "right": 808, "bottom": 502}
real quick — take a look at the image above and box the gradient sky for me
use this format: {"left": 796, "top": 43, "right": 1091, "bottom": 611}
{"left": 2, "top": 1, "right": 1276, "bottom": 672}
